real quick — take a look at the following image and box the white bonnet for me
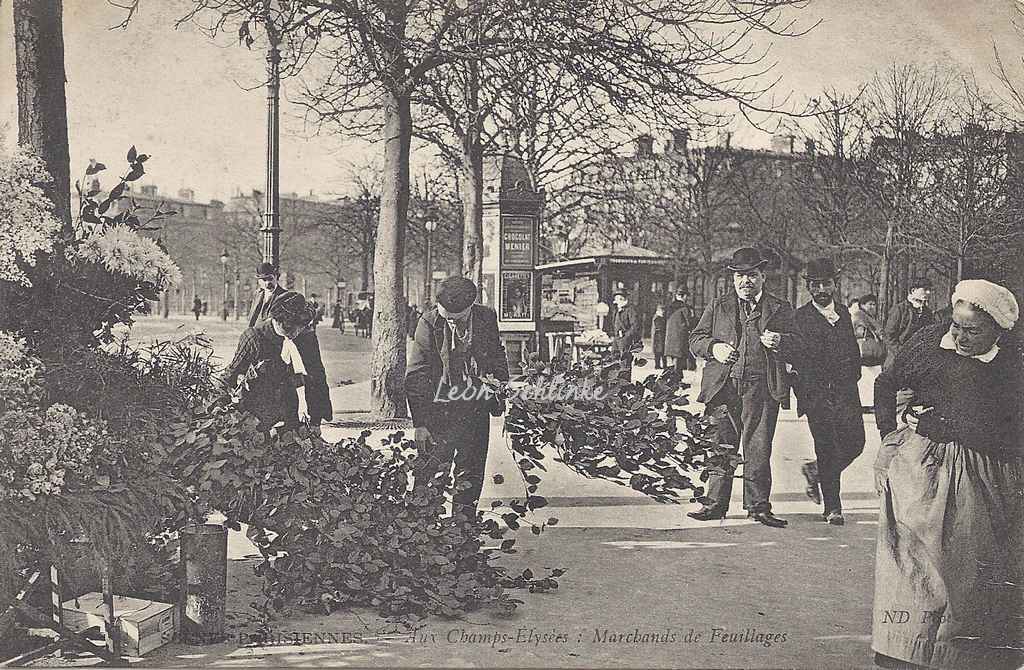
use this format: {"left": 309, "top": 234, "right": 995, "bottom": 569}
{"left": 951, "top": 279, "right": 1019, "bottom": 330}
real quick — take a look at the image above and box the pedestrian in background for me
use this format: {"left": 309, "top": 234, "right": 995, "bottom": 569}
{"left": 192, "top": 296, "right": 202, "bottom": 321}
{"left": 651, "top": 304, "right": 666, "bottom": 369}
{"left": 664, "top": 289, "right": 695, "bottom": 373}
{"left": 308, "top": 293, "right": 324, "bottom": 328}
{"left": 611, "top": 290, "right": 641, "bottom": 380}
{"left": 688, "top": 247, "right": 797, "bottom": 528}
{"left": 872, "top": 279, "right": 1023, "bottom": 670}
{"left": 791, "top": 258, "right": 865, "bottom": 526}
{"left": 881, "top": 278, "right": 933, "bottom": 370}
{"left": 851, "top": 293, "right": 885, "bottom": 410}
{"left": 408, "top": 303, "right": 421, "bottom": 339}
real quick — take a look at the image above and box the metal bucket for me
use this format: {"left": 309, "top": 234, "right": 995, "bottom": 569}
{"left": 179, "top": 523, "right": 227, "bottom": 644}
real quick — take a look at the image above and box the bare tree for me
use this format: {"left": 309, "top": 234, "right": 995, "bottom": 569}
{"left": 631, "top": 141, "right": 743, "bottom": 303}
{"left": 791, "top": 90, "right": 882, "bottom": 268}
{"left": 413, "top": 0, "right": 816, "bottom": 284}
{"left": 863, "top": 62, "right": 953, "bottom": 315}
{"left": 911, "top": 77, "right": 1023, "bottom": 282}
{"left": 728, "top": 148, "right": 813, "bottom": 302}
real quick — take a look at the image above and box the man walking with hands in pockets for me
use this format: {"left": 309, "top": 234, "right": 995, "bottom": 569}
{"left": 688, "top": 247, "right": 799, "bottom": 528}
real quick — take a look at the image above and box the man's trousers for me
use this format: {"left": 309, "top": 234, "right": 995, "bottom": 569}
{"left": 704, "top": 377, "right": 780, "bottom": 514}
{"left": 413, "top": 406, "right": 491, "bottom": 518}
{"left": 805, "top": 387, "right": 865, "bottom": 514}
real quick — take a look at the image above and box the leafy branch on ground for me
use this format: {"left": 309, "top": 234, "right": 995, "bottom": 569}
{"left": 500, "top": 353, "right": 725, "bottom": 506}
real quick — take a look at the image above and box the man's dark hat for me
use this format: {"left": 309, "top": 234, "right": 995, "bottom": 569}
{"left": 437, "top": 277, "right": 478, "bottom": 313}
{"left": 726, "top": 247, "right": 769, "bottom": 272}
{"left": 803, "top": 257, "right": 840, "bottom": 281}
{"left": 255, "top": 262, "right": 278, "bottom": 278}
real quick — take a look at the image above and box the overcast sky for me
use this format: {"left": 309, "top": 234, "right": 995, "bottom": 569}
{"left": 2, "top": 1, "right": 1023, "bottom": 203}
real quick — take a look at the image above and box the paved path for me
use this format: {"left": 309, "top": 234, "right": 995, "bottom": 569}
{"left": 109, "top": 317, "right": 883, "bottom": 669}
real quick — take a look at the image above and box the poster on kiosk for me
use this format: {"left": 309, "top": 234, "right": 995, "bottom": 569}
{"left": 498, "top": 215, "right": 536, "bottom": 324}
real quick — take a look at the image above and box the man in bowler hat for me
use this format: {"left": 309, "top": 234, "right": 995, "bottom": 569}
{"left": 791, "top": 258, "right": 865, "bottom": 525}
{"left": 248, "top": 262, "right": 287, "bottom": 327}
{"left": 406, "top": 277, "right": 510, "bottom": 517}
{"left": 688, "top": 247, "right": 798, "bottom": 527}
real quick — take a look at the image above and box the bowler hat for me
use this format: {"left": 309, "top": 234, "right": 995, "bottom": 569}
{"left": 255, "top": 262, "right": 278, "bottom": 278}
{"left": 726, "top": 247, "right": 769, "bottom": 272}
{"left": 803, "top": 257, "right": 839, "bottom": 281}
{"left": 437, "top": 277, "right": 478, "bottom": 313}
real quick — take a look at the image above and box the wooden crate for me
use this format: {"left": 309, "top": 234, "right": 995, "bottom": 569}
{"left": 61, "top": 592, "right": 178, "bottom": 657}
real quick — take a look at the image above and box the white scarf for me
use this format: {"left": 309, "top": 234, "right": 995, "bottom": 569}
{"left": 281, "top": 338, "right": 307, "bottom": 375}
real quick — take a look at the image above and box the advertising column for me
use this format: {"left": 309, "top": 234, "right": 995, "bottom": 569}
{"left": 480, "top": 154, "right": 544, "bottom": 374}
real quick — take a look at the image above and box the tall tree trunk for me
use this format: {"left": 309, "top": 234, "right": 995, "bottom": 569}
{"left": 878, "top": 221, "right": 895, "bottom": 319}
{"left": 14, "top": 0, "right": 72, "bottom": 234}
{"left": 361, "top": 241, "right": 370, "bottom": 292}
{"left": 460, "top": 59, "right": 484, "bottom": 289}
{"left": 369, "top": 88, "right": 411, "bottom": 418}
{"left": 461, "top": 147, "right": 484, "bottom": 289}
{"left": 9, "top": 0, "right": 72, "bottom": 331}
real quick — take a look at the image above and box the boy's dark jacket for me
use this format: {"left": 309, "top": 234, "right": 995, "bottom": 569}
{"left": 406, "top": 304, "right": 510, "bottom": 427}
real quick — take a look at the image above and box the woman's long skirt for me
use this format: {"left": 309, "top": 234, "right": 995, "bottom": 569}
{"left": 872, "top": 428, "right": 1024, "bottom": 669}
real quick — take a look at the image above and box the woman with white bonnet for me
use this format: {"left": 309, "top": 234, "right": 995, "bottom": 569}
{"left": 871, "top": 279, "right": 1023, "bottom": 670}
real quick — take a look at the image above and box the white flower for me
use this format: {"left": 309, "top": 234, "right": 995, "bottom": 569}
{"left": 77, "top": 225, "right": 182, "bottom": 290}
{"left": 0, "top": 150, "right": 61, "bottom": 285}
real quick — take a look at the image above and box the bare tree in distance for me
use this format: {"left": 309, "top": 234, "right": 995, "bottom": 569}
{"left": 790, "top": 88, "right": 884, "bottom": 288}
{"left": 863, "top": 62, "right": 954, "bottom": 316}
{"left": 910, "top": 76, "right": 1023, "bottom": 283}
{"left": 728, "top": 148, "right": 813, "bottom": 303}
{"left": 638, "top": 142, "right": 747, "bottom": 303}
{"left": 992, "top": 0, "right": 1024, "bottom": 122}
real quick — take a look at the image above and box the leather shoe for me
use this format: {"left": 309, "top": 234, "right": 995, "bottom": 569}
{"left": 748, "top": 511, "right": 788, "bottom": 528}
{"left": 825, "top": 511, "right": 845, "bottom": 526}
{"left": 687, "top": 506, "right": 727, "bottom": 521}
{"left": 800, "top": 462, "right": 821, "bottom": 505}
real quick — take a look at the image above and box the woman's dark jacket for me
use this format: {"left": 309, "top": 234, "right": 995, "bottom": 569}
{"left": 223, "top": 321, "right": 333, "bottom": 427}
{"left": 874, "top": 322, "right": 1023, "bottom": 458}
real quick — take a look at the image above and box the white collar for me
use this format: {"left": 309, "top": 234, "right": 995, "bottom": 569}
{"left": 736, "top": 291, "right": 763, "bottom": 305}
{"left": 940, "top": 329, "right": 999, "bottom": 363}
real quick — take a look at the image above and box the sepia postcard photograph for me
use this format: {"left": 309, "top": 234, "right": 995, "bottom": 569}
{"left": 1, "top": 1, "right": 1023, "bottom": 668}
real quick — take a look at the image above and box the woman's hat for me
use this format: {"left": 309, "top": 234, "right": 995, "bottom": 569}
{"left": 951, "top": 279, "right": 1019, "bottom": 330}
{"left": 269, "top": 291, "right": 314, "bottom": 326}
{"left": 803, "top": 257, "right": 839, "bottom": 281}
{"left": 727, "top": 247, "right": 769, "bottom": 272}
